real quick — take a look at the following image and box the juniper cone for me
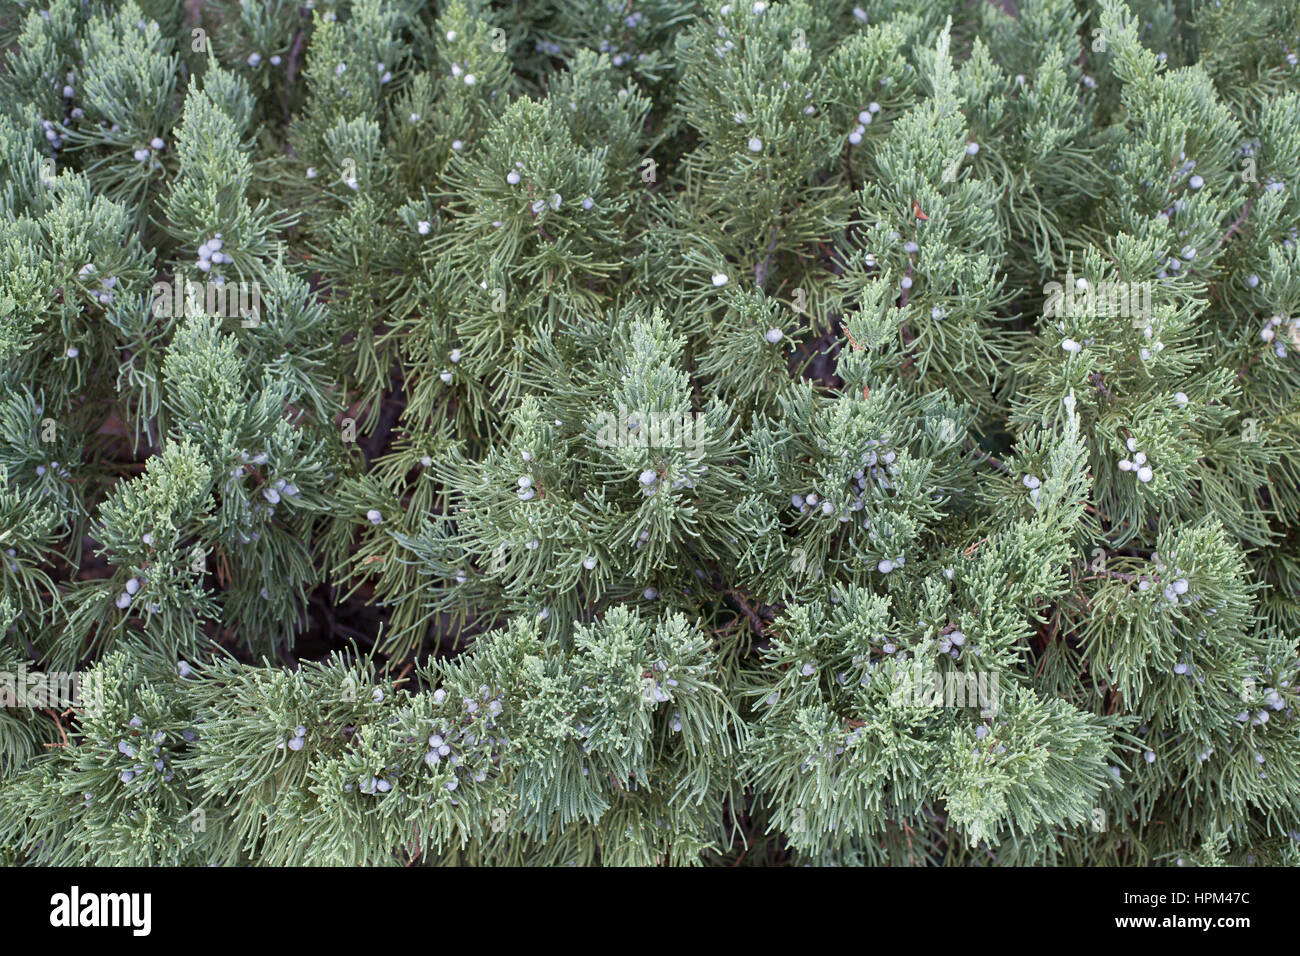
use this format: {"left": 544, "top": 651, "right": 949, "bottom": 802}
{"left": 0, "top": 0, "right": 1297, "bottom": 868}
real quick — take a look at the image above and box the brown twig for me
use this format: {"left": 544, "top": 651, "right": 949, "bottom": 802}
{"left": 843, "top": 140, "right": 857, "bottom": 194}
{"left": 286, "top": 26, "right": 306, "bottom": 88}
{"left": 754, "top": 225, "right": 781, "bottom": 290}
{"left": 900, "top": 817, "right": 915, "bottom": 861}
{"left": 1203, "top": 198, "right": 1254, "bottom": 261}
{"left": 966, "top": 443, "right": 1010, "bottom": 474}
{"left": 1091, "top": 371, "right": 1112, "bottom": 404}
{"left": 725, "top": 587, "right": 768, "bottom": 637}
{"left": 42, "top": 709, "right": 69, "bottom": 748}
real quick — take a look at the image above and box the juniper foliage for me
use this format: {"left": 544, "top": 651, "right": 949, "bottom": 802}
{"left": 1, "top": 0, "right": 1299, "bottom": 866}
